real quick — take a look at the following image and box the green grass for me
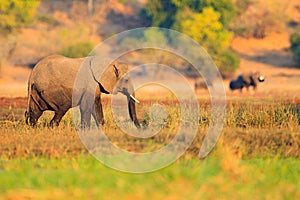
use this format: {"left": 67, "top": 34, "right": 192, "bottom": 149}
{"left": 0, "top": 99, "right": 300, "bottom": 199}
{"left": 1, "top": 156, "right": 300, "bottom": 199}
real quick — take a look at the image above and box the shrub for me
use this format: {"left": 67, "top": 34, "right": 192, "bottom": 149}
{"left": 0, "top": 0, "right": 40, "bottom": 34}
{"left": 60, "top": 41, "right": 94, "bottom": 58}
{"left": 290, "top": 32, "right": 300, "bottom": 67}
{"left": 213, "top": 50, "right": 240, "bottom": 78}
{"left": 37, "top": 15, "right": 60, "bottom": 26}
{"left": 177, "top": 7, "right": 239, "bottom": 77}
{"left": 142, "top": 0, "right": 177, "bottom": 28}
{"left": 142, "top": 1, "right": 240, "bottom": 77}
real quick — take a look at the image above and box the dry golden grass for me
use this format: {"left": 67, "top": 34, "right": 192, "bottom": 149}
{"left": 0, "top": 98, "right": 299, "bottom": 160}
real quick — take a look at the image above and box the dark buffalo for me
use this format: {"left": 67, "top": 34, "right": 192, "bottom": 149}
{"left": 229, "top": 72, "right": 265, "bottom": 91}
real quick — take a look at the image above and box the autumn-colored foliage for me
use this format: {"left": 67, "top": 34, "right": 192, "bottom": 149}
{"left": 0, "top": 0, "right": 40, "bottom": 34}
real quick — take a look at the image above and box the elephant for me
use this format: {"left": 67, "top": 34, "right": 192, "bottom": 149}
{"left": 25, "top": 55, "right": 140, "bottom": 128}
{"left": 229, "top": 72, "right": 265, "bottom": 91}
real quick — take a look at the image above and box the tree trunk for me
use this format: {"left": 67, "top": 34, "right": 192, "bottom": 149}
{"left": 88, "top": 0, "right": 93, "bottom": 16}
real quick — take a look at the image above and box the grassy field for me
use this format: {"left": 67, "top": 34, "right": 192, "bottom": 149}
{"left": 0, "top": 98, "right": 300, "bottom": 199}
{"left": 1, "top": 156, "right": 300, "bottom": 199}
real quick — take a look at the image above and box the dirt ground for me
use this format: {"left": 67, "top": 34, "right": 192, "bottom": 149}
{"left": 0, "top": 65, "right": 30, "bottom": 98}
{"left": 229, "top": 32, "right": 300, "bottom": 100}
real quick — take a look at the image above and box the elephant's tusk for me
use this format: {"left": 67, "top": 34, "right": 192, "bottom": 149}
{"left": 130, "top": 95, "right": 140, "bottom": 104}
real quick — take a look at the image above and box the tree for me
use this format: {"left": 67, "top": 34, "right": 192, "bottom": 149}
{"left": 142, "top": 0, "right": 177, "bottom": 28}
{"left": 141, "top": 0, "right": 240, "bottom": 77}
{"left": 88, "top": 0, "right": 93, "bottom": 16}
{"left": 0, "top": 0, "right": 40, "bottom": 34}
{"left": 144, "top": 0, "right": 236, "bottom": 28}
{"left": 178, "top": 7, "right": 232, "bottom": 53}
{"left": 195, "top": 0, "right": 236, "bottom": 28}
{"left": 60, "top": 41, "right": 94, "bottom": 58}
{"left": 290, "top": 32, "right": 300, "bottom": 67}
{"left": 177, "top": 7, "right": 238, "bottom": 77}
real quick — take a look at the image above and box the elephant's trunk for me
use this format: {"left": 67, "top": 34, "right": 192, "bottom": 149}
{"left": 127, "top": 93, "right": 140, "bottom": 128}
{"left": 124, "top": 80, "right": 140, "bottom": 128}
{"left": 117, "top": 76, "right": 140, "bottom": 128}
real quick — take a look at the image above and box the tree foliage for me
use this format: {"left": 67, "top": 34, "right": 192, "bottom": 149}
{"left": 142, "top": 0, "right": 239, "bottom": 77}
{"left": 60, "top": 41, "right": 94, "bottom": 58}
{"left": 0, "top": 0, "right": 40, "bottom": 34}
{"left": 290, "top": 32, "right": 300, "bottom": 67}
{"left": 143, "top": 0, "right": 177, "bottom": 28}
{"left": 144, "top": 0, "right": 235, "bottom": 29}
{"left": 178, "top": 7, "right": 232, "bottom": 53}
{"left": 177, "top": 7, "right": 238, "bottom": 77}
{"left": 172, "top": 0, "right": 235, "bottom": 28}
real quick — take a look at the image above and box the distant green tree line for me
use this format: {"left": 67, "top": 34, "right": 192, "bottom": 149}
{"left": 141, "top": 0, "right": 239, "bottom": 77}
{"left": 290, "top": 32, "right": 300, "bottom": 68}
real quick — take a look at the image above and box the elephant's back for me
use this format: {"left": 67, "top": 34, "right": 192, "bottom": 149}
{"left": 30, "top": 55, "right": 84, "bottom": 84}
{"left": 29, "top": 55, "right": 87, "bottom": 100}
{"left": 28, "top": 55, "right": 88, "bottom": 109}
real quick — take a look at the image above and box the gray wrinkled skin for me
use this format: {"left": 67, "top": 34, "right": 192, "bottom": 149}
{"left": 25, "top": 55, "right": 140, "bottom": 128}
{"left": 229, "top": 72, "right": 265, "bottom": 91}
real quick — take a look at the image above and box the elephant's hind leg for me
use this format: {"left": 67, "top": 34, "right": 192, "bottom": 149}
{"left": 92, "top": 109, "right": 104, "bottom": 127}
{"left": 50, "top": 109, "right": 68, "bottom": 127}
{"left": 28, "top": 109, "right": 42, "bottom": 127}
{"left": 26, "top": 97, "right": 43, "bottom": 127}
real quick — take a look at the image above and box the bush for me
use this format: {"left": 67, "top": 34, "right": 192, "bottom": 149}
{"left": 178, "top": 7, "right": 233, "bottom": 52}
{"left": 37, "top": 15, "right": 60, "bottom": 26}
{"left": 177, "top": 7, "right": 239, "bottom": 77}
{"left": 213, "top": 50, "right": 240, "bottom": 78}
{"left": 142, "top": 1, "right": 240, "bottom": 77}
{"left": 142, "top": 0, "right": 177, "bottom": 28}
{"left": 0, "top": 0, "right": 40, "bottom": 34}
{"left": 196, "top": 0, "right": 236, "bottom": 28}
{"left": 290, "top": 32, "right": 300, "bottom": 67}
{"left": 60, "top": 41, "right": 94, "bottom": 58}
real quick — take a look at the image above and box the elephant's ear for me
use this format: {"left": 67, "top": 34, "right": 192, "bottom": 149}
{"left": 99, "top": 62, "right": 128, "bottom": 94}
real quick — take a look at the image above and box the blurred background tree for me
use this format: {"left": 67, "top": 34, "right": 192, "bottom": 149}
{"left": 0, "top": 0, "right": 40, "bottom": 34}
{"left": 231, "top": 0, "right": 289, "bottom": 38}
{"left": 60, "top": 41, "right": 94, "bottom": 58}
{"left": 0, "top": 0, "right": 40, "bottom": 75}
{"left": 290, "top": 32, "right": 300, "bottom": 68}
{"left": 0, "top": 0, "right": 297, "bottom": 76}
{"left": 141, "top": 0, "right": 239, "bottom": 77}
{"left": 142, "top": 0, "right": 177, "bottom": 28}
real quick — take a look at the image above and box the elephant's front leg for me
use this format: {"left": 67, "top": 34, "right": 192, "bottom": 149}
{"left": 80, "top": 104, "right": 92, "bottom": 129}
{"left": 92, "top": 95, "right": 104, "bottom": 126}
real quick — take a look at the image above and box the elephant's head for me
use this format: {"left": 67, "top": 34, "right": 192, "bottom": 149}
{"left": 90, "top": 61, "right": 140, "bottom": 128}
